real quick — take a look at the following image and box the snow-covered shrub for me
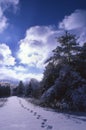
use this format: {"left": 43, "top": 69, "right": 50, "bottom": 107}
{"left": 56, "top": 100, "right": 69, "bottom": 110}
{"left": 40, "top": 86, "right": 55, "bottom": 106}
{"left": 68, "top": 85, "right": 86, "bottom": 111}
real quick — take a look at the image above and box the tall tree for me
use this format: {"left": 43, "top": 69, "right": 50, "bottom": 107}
{"left": 42, "top": 32, "right": 82, "bottom": 93}
{"left": 17, "top": 81, "right": 24, "bottom": 96}
{"left": 47, "top": 31, "right": 80, "bottom": 65}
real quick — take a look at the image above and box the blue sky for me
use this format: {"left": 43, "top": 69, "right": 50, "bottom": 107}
{"left": 0, "top": 0, "right": 86, "bottom": 82}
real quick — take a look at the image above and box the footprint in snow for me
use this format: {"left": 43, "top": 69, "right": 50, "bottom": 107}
{"left": 41, "top": 122, "right": 45, "bottom": 125}
{"left": 43, "top": 119, "right": 47, "bottom": 122}
{"left": 41, "top": 124, "right": 46, "bottom": 128}
{"left": 46, "top": 125, "right": 53, "bottom": 130}
{"left": 37, "top": 115, "right": 41, "bottom": 119}
{"left": 41, "top": 123, "right": 46, "bottom": 128}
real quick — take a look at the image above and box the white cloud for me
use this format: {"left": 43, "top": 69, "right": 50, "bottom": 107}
{"left": 59, "top": 10, "right": 86, "bottom": 30}
{"left": 0, "top": 66, "right": 43, "bottom": 81}
{"left": 18, "top": 26, "right": 60, "bottom": 69}
{"left": 59, "top": 9, "right": 86, "bottom": 44}
{"left": 0, "top": 0, "right": 19, "bottom": 33}
{"left": 0, "top": 43, "right": 16, "bottom": 66}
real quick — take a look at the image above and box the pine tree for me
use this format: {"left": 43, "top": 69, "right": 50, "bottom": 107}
{"left": 42, "top": 32, "right": 81, "bottom": 93}
{"left": 17, "top": 81, "right": 24, "bottom": 96}
{"left": 47, "top": 31, "right": 80, "bottom": 65}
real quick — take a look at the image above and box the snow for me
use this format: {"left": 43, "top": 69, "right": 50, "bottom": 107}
{"left": 41, "top": 86, "right": 55, "bottom": 103}
{"left": 0, "top": 96, "right": 86, "bottom": 130}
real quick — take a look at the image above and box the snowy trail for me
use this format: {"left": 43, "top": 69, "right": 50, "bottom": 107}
{"left": 0, "top": 96, "right": 86, "bottom": 130}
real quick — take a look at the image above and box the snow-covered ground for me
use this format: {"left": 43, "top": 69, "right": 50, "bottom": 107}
{"left": 0, "top": 96, "right": 86, "bottom": 130}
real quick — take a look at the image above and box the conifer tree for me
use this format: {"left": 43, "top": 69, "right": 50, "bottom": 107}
{"left": 47, "top": 31, "right": 80, "bottom": 65}
{"left": 17, "top": 81, "right": 24, "bottom": 96}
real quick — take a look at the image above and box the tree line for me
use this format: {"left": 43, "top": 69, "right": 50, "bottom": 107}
{"left": 0, "top": 84, "right": 10, "bottom": 97}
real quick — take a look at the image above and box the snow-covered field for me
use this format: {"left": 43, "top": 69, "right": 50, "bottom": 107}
{"left": 0, "top": 96, "right": 86, "bottom": 130}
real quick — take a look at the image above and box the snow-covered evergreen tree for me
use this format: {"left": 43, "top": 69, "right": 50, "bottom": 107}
{"left": 40, "top": 32, "right": 86, "bottom": 111}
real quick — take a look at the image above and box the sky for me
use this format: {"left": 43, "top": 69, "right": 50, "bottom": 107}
{"left": 0, "top": 0, "right": 86, "bottom": 82}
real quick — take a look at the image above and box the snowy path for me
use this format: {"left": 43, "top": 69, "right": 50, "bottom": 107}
{"left": 0, "top": 96, "right": 86, "bottom": 130}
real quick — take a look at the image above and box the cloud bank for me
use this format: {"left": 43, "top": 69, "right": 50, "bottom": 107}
{"left": 0, "top": 43, "right": 43, "bottom": 81}
{"left": 0, "top": 66, "right": 43, "bottom": 82}
{"left": 0, "top": 44, "right": 15, "bottom": 66}
{"left": 18, "top": 26, "right": 59, "bottom": 69}
{"left": 59, "top": 10, "right": 86, "bottom": 30}
{"left": 59, "top": 10, "right": 86, "bottom": 44}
